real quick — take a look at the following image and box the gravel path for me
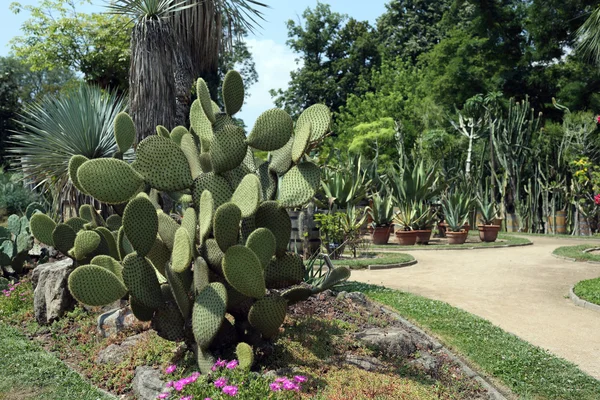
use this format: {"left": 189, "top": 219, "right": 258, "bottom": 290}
{"left": 351, "top": 235, "right": 600, "bottom": 379}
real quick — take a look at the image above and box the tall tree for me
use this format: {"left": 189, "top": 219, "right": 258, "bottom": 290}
{"left": 10, "top": 0, "right": 131, "bottom": 92}
{"left": 271, "top": 3, "right": 380, "bottom": 116}
{"left": 0, "top": 64, "right": 20, "bottom": 164}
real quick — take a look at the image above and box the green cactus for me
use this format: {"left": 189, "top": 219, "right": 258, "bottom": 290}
{"left": 68, "top": 155, "right": 90, "bottom": 195}
{"left": 0, "top": 213, "right": 33, "bottom": 275}
{"left": 25, "top": 202, "right": 45, "bottom": 220}
{"left": 27, "top": 69, "right": 342, "bottom": 373}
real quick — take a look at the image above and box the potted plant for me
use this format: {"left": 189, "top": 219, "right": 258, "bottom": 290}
{"left": 477, "top": 196, "right": 500, "bottom": 242}
{"left": 368, "top": 193, "right": 394, "bottom": 245}
{"left": 393, "top": 202, "right": 422, "bottom": 245}
{"left": 413, "top": 202, "right": 437, "bottom": 244}
{"left": 442, "top": 193, "right": 472, "bottom": 245}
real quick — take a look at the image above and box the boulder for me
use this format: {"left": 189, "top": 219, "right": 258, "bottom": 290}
{"left": 132, "top": 366, "right": 166, "bottom": 400}
{"left": 344, "top": 354, "right": 383, "bottom": 371}
{"left": 355, "top": 327, "right": 420, "bottom": 358}
{"left": 96, "top": 333, "right": 144, "bottom": 364}
{"left": 97, "top": 306, "right": 137, "bottom": 337}
{"left": 31, "top": 258, "right": 75, "bottom": 324}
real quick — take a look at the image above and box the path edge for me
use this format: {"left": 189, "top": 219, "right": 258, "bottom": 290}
{"left": 569, "top": 285, "right": 600, "bottom": 313}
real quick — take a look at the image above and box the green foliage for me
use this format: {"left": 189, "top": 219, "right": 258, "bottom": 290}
{"left": 442, "top": 192, "right": 473, "bottom": 232}
{"left": 0, "top": 213, "right": 34, "bottom": 275}
{"left": 368, "top": 193, "right": 394, "bottom": 227}
{"left": 0, "top": 171, "right": 39, "bottom": 215}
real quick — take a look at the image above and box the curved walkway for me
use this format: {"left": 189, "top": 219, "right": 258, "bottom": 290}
{"left": 351, "top": 236, "right": 600, "bottom": 379}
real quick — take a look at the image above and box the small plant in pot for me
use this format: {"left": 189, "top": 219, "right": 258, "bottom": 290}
{"left": 413, "top": 202, "right": 437, "bottom": 244}
{"left": 393, "top": 202, "right": 422, "bottom": 245}
{"left": 477, "top": 196, "right": 500, "bottom": 242}
{"left": 368, "top": 193, "right": 394, "bottom": 245}
{"left": 442, "top": 194, "right": 471, "bottom": 245}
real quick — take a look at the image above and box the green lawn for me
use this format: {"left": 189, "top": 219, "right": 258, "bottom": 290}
{"left": 330, "top": 252, "right": 415, "bottom": 269}
{"left": 343, "top": 282, "right": 600, "bottom": 400}
{"left": 0, "top": 322, "right": 114, "bottom": 400}
{"left": 574, "top": 277, "right": 600, "bottom": 305}
{"left": 553, "top": 244, "right": 600, "bottom": 262}
{"left": 371, "top": 233, "right": 531, "bottom": 250}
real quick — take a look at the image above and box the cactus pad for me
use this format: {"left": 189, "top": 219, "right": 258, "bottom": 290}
{"left": 278, "top": 162, "right": 320, "bottom": 208}
{"left": 123, "top": 196, "right": 159, "bottom": 257}
{"left": 91, "top": 255, "right": 123, "bottom": 281}
{"left": 236, "top": 342, "right": 254, "bottom": 370}
{"left": 25, "top": 202, "right": 45, "bottom": 220}
{"left": 180, "top": 133, "right": 203, "bottom": 179}
{"left": 247, "top": 109, "right": 294, "bottom": 151}
{"left": 106, "top": 214, "right": 122, "bottom": 231}
{"left": 181, "top": 207, "right": 197, "bottom": 245}
{"left": 282, "top": 286, "right": 312, "bottom": 305}
{"left": 196, "top": 78, "right": 215, "bottom": 124}
{"left": 210, "top": 125, "right": 248, "bottom": 173}
{"left": 297, "top": 103, "right": 331, "bottom": 141}
{"left": 70, "top": 230, "right": 101, "bottom": 260}
{"left": 114, "top": 112, "right": 136, "bottom": 152}
{"left": 68, "top": 265, "right": 127, "bottom": 306}
{"left": 78, "top": 204, "right": 95, "bottom": 222}
{"left": 222, "top": 245, "right": 265, "bottom": 299}
{"left": 198, "top": 153, "right": 213, "bottom": 173}
{"left": 222, "top": 70, "right": 244, "bottom": 116}
{"left": 192, "top": 282, "right": 227, "bottom": 349}
{"left": 257, "top": 163, "right": 278, "bottom": 201}
{"left": 268, "top": 136, "right": 293, "bottom": 175}
{"left": 231, "top": 174, "right": 261, "bottom": 218}
{"left": 291, "top": 120, "right": 311, "bottom": 163}
{"left": 254, "top": 201, "right": 291, "bottom": 256}
{"left": 214, "top": 203, "right": 241, "bottom": 252}
{"left": 172, "top": 228, "right": 193, "bottom": 273}
{"left": 245, "top": 228, "right": 276, "bottom": 269}
{"left": 248, "top": 296, "right": 287, "bottom": 339}
{"left": 170, "top": 125, "right": 189, "bottom": 145}
{"left": 122, "top": 253, "right": 164, "bottom": 309}
{"left": 152, "top": 300, "right": 186, "bottom": 341}
{"left": 132, "top": 135, "right": 193, "bottom": 192}
{"left": 68, "top": 155, "right": 90, "bottom": 195}
{"left": 193, "top": 257, "right": 210, "bottom": 294}
{"left": 128, "top": 295, "right": 154, "bottom": 321}
{"left": 201, "top": 239, "right": 224, "bottom": 275}
{"left": 264, "top": 253, "right": 304, "bottom": 288}
{"left": 146, "top": 236, "right": 170, "bottom": 276}
{"left": 51, "top": 223, "right": 76, "bottom": 256}
{"left": 192, "top": 173, "right": 232, "bottom": 210}
{"left": 64, "top": 217, "right": 87, "bottom": 233}
{"left": 117, "top": 226, "right": 134, "bottom": 260}
{"left": 198, "top": 190, "right": 214, "bottom": 243}
{"left": 95, "top": 226, "right": 120, "bottom": 260}
{"left": 197, "top": 349, "right": 216, "bottom": 375}
{"left": 190, "top": 100, "right": 214, "bottom": 153}
{"left": 29, "top": 214, "right": 56, "bottom": 247}
{"left": 313, "top": 266, "right": 351, "bottom": 293}
{"left": 7, "top": 215, "right": 20, "bottom": 236}
{"left": 165, "top": 262, "right": 192, "bottom": 319}
{"left": 78, "top": 158, "right": 144, "bottom": 204}
{"left": 156, "top": 125, "right": 170, "bottom": 138}
{"left": 213, "top": 114, "right": 235, "bottom": 134}
{"left": 157, "top": 211, "right": 179, "bottom": 250}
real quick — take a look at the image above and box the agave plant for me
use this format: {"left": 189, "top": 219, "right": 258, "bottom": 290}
{"left": 393, "top": 202, "right": 422, "bottom": 231}
{"left": 9, "top": 84, "right": 126, "bottom": 217}
{"left": 369, "top": 193, "right": 394, "bottom": 227}
{"left": 388, "top": 161, "right": 440, "bottom": 205}
{"left": 321, "top": 154, "right": 370, "bottom": 210}
{"left": 442, "top": 193, "right": 472, "bottom": 232}
{"left": 413, "top": 202, "right": 437, "bottom": 231}
{"left": 477, "top": 196, "right": 498, "bottom": 225}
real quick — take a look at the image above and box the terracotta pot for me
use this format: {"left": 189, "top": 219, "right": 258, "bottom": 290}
{"left": 415, "top": 230, "right": 432, "bottom": 245}
{"left": 395, "top": 230, "right": 418, "bottom": 246}
{"left": 445, "top": 230, "right": 468, "bottom": 245}
{"left": 440, "top": 222, "right": 470, "bottom": 235}
{"left": 371, "top": 226, "right": 391, "bottom": 245}
{"left": 478, "top": 224, "right": 500, "bottom": 242}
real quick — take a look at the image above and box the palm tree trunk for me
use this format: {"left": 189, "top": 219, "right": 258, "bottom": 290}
{"left": 129, "top": 19, "right": 177, "bottom": 145}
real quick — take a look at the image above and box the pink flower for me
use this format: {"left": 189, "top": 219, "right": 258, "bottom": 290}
{"left": 165, "top": 365, "right": 177, "bottom": 374}
{"left": 269, "top": 383, "right": 281, "bottom": 391}
{"left": 222, "top": 385, "right": 238, "bottom": 396}
{"left": 225, "top": 360, "right": 238, "bottom": 369}
{"left": 596, "top": 115, "right": 600, "bottom": 124}
{"left": 274, "top": 377, "right": 287, "bottom": 384}
{"left": 157, "top": 393, "right": 169, "bottom": 399}
{"left": 595, "top": 193, "right": 600, "bottom": 205}
{"left": 173, "top": 380, "right": 185, "bottom": 391}
{"left": 214, "top": 377, "right": 228, "bottom": 388}
{"left": 180, "top": 397, "right": 192, "bottom": 400}
{"left": 188, "top": 372, "right": 200, "bottom": 383}
{"left": 293, "top": 375, "right": 307, "bottom": 383}
{"left": 166, "top": 381, "right": 174, "bottom": 388}
{"left": 283, "top": 380, "right": 299, "bottom": 391}
{"left": 212, "top": 359, "right": 226, "bottom": 371}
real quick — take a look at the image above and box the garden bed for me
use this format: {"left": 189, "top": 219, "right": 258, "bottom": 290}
{"left": 329, "top": 253, "right": 416, "bottom": 270}
{"left": 0, "top": 279, "right": 490, "bottom": 400}
{"left": 552, "top": 245, "right": 600, "bottom": 263}
{"left": 369, "top": 233, "right": 531, "bottom": 250}
{"left": 573, "top": 278, "right": 600, "bottom": 306}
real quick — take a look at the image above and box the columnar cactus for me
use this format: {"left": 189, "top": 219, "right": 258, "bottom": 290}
{"left": 29, "top": 70, "right": 351, "bottom": 372}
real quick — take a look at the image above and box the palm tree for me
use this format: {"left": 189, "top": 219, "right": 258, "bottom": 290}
{"left": 577, "top": 6, "right": 600, "bottom": 65}
{"left": 9, "top": 84, "right": 126, "bottom": 217}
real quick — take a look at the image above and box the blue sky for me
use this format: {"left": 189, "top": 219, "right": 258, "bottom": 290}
{"left": 0, "top": 0, "right": 388, "bottom": 124}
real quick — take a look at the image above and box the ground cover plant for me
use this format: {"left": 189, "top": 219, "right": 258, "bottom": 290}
{"left": 553, "top": 244, "right": 600, "bottom": 262}
{"left": 574, "top": 277, "right": 600, "bottom": 305}
{"left": 344, "top": 282, "right": 600, "bottom": 400}
{"left": 370, "top": 233, "right": 531, "bottom": 250}
{"left": 328, "top": 252, "right": 415, "bottom": 269}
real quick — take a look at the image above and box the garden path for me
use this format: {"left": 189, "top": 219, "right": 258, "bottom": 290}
{"left": 351, "top": 236, "right": 600, "bottom": 379}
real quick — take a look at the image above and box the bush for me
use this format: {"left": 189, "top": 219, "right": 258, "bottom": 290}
{"left": 0, "top": 170, "right": 38, "bottom": 215}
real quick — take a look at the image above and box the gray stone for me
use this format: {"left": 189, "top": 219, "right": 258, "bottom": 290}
{"left": 31, "top": 258, "right": 75, "bottom": 324}
{"left": 355, "top": 327, "right": 419, "bottom": 358}
{"left": 132, "top": 366, "right": 166, "bottom": 400}
{"left": 96, "top": 334, "right": 144, "bottom": 364}
{"left": 97, "top": 306, "right": 137, "bottom": 337}
{"left": 409, "top": 352, "right": 439, "bottom": 373}
{"left": 344, "top": 354, "right": 383, "bottom": 371}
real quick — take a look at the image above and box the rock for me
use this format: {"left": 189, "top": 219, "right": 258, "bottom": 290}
{"left": 97, "top": 306, "right": 138, "bottom": 337}
{"left": 410, "top": 352, "right": 439, "bottom": 374}
{"left": 96, "top": 333, "right": 144, "bottom": 364}
{"left": 355, "top": 327, "right": 420, "bottom": 358}
{"left": 31, "top": 259, "right": 75, "bottom": 324}
{"left": 133, "top": 366, "right": 166, "bottom": 400}
{"left": 344, "top": 354, "right": 383, "bottom": 371}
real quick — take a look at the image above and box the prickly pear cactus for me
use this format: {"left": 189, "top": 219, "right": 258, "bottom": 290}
{"left": 28, "top": 70, "right": 350, "bottom": 372}
{"left": 1, "top": 210, "right": 37, "bottom": 275}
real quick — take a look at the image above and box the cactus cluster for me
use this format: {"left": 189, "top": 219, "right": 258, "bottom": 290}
{"left": 29, "top": 71, "right": 350, "bottom": 372}
{"left": 0, "top": 203, "right": 42, "bottom": 275}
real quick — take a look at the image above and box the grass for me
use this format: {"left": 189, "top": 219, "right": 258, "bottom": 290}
{"left": 343, "top": 282, "right": 600, "bottom": 400}
{"left": 0, "top": 321, "right": 114, "bottom": 400}
{"left": 330, "top": 253, "right": 415, "bottom": 269}
{"left": 553, "top": 244, "right": 600, "bottom": 262}
{"left": 573, "top": 277, "right": 600, "bottom": 305}
{"left": 510, "top": 231, "right": 600, "bottom": 240}
{"left": 371, "top": 233, "right": 531, "bottom": 250}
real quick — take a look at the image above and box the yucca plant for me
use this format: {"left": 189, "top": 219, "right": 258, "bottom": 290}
{"left": 9, "top": 84, "right": 126, "bottom": 217}
{"left": 442, "top": 193, "right": 472, "bottom": 232}
{"left": 369, "top": 193, "right": 394, "bottom": 227}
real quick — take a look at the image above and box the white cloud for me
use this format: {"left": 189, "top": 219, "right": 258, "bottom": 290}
{"left": 237, "top": 38, "right": 300, "bottom": 127}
